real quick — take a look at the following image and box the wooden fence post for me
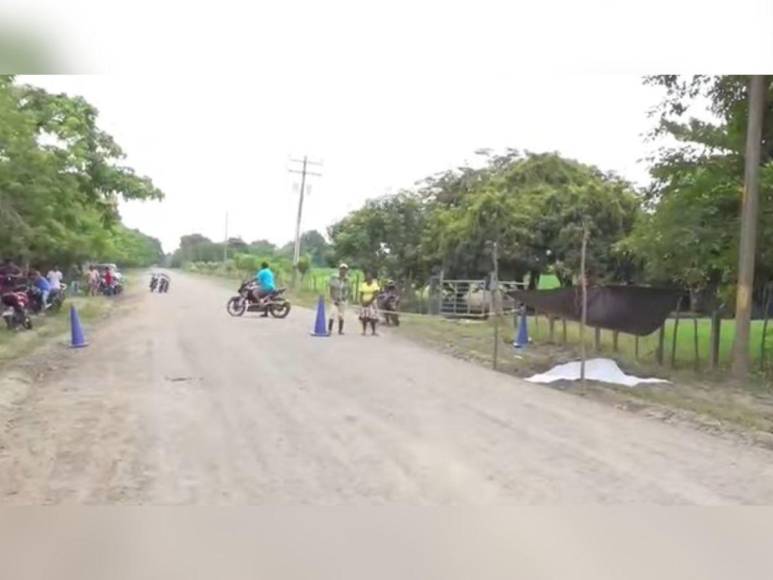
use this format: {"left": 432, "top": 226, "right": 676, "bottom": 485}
{"left": 613, "top": 331, "right": 619, "bottom": 353}
{"left": 710, "top": 310, "right": 721, "bottom": 369}
{"left": 760, "top": 285, "right": 771, "bottom": 371}
{"left": 549, "top": 316, "right": 555, "bottom": 343}
{"left": 693, "top": 317, "right": 700, "bottom": 371}
{"left": 562, "top": 318, "right": 567, "bottom": 344}
{"left": 656, "top": 324, "right": 665, "bottom": 366}
{"left": 634, "top": 335, "right": 639, "bottom": 360}
{"left": 671, "top": 296, "right": 683, "bottom": 368}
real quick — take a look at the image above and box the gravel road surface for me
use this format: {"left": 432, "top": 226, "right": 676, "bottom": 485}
{"left": 1, "top": 271, "right": 772, "bottom": 505}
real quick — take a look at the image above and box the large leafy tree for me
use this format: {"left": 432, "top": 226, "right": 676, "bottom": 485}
{"left": 419, "top": 151, "right": 639, "bottom": 286}
{"left": 0, "top": 75, "right": 164, "bottom": 267}
{"left": 624, "top": 75, "right": 773, "bottom": 304}
{"left": 329, "top": 192, "right": 428, "bottom": 282}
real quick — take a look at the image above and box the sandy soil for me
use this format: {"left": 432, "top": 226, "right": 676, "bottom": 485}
{"left": 1, "top": 271, "right": 772, "bottom": 505}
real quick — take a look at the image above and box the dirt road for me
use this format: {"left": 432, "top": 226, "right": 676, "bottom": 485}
{"left": 1, "top": 272, "right": 772, "bottom": 505}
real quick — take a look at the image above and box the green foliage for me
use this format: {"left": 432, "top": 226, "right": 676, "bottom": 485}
{"left": 329, "top": 151, "right": 639, "bottom": 286}
{"left": 626, "top": 75, "right": 773, "bottom": 297}
{"left": 0, "top": 75, "right": 163, "bottom": 268}
{"left": 329, "top": 192, "right": 428, "bottom": 281}
{"left": 297, "top": 255, "right": 311, "bottom": 277}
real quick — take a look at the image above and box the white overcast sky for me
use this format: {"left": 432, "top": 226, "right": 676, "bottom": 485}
{"left": 9, "top": 0, "right": 773, "bottom": 252}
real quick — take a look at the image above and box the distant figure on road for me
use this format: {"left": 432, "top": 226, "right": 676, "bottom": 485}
{"left": 255, "top": 261, "right": 276, "bottom": 318}
{"left": 328, "top": 263, "right": 350, "bottom": 335}
{"left": 359, "top": 271, "right": 380, "bottom": 336}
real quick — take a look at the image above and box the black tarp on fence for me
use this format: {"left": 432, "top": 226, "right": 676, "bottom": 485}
{"left": 509, "top": 286, "right": 682, "bottom": 336}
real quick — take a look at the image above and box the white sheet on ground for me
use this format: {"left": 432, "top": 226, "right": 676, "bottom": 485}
{"left": 526, "top": 358, "right": 669, "bottom": 387}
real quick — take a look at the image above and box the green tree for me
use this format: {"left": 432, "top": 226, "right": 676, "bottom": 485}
{"left": 0, "top": 75, "right": 164, "bottom": 267}
{"left": 329, "top": 192, "right": 428, "bottom": 282}
{"left": 624, "top": 76, "right": 773, "bottom": 304}
{"left": 420, "top": 151, "right": 639, "bottom": 286}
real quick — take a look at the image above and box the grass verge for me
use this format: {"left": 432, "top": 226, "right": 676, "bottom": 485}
{"left": 394, "top": 312, "right": 773, "bottom": 448}
{"left": 0, "top": 270, "right": 142, "bottom": 369}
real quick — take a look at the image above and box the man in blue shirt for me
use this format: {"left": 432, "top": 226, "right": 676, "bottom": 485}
{"left": 30, "top": 270, "right": 51, "bottom": 310}
{"left": 255, "top": 262, "right": 276, "bottom": 317}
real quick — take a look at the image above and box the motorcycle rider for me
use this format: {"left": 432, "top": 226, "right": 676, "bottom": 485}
{"left": 30, "top": 270, "right": 51, "bottom": 310}
{"left": 255, "top": 261, "right": 276, "bottom": 317}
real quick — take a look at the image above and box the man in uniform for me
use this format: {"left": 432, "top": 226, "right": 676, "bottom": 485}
{"left": 328, "top": 263, "right": 350, "bottom": 335}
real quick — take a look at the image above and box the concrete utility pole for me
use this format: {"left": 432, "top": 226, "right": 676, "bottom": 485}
{"left": 288, "top": 156, "right": 322, "bottom": 286}
{"left": 732, "top": 75, "right": 769, "bottom": 380}
{"left": 223, "top": 211, "right": 229, "bottom": 263}
{"left": 580, "top": 225, "right": 589, "bottom": 384}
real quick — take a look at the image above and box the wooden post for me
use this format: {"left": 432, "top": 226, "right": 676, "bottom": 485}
{"left": 634, "top": 335, "right": 640, "bottom": 360}
{"left": 760, "top": 284, "right": 771, "bottom": 371}
{"left": 693, "top": 317, "right": 700, "bottom": 371}
{"left": 491, "top": 242, "right": 500, "bottom": 371}
{"left": 732, "top": 75, "right": 768, "bottom": 379}
{"left": 671, "top": 296, "right": 683, "bottom": 368}
{"left": 710, "top": 310, "right": 722, "bottom": 369}
{"left": 580, "top": 226, "right": 589, "bottom": 383}
{"left": 656, "top": 324, "right": 666, "bottom": 366}
{"left": 549, "top": 316, "right": 555, "bottom": 343}
{"left": 594, "top": 327, "right": 601, "bottom": 352}
{"left": 613, "top": 331, "right": 619, "bottom": 353}
{"left": 562, "top": 318, "right": 567, "bottom": 344}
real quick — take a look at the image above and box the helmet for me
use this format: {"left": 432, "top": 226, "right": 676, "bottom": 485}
{"left": 338, "top": 263, "right": 349, "bottom": 270}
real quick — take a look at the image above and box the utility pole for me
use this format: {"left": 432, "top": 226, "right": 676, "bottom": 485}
{"left": 491, "top": 240, "right": 500, "bottom": 370}
{"left": 732, "top": 75, "right": 769, "bottom": 380}
{"left": 223, "top": 211, "right": 229, "bottom": 263}
{"left": 580, "top": 225, "right": 589, "bottom": 384}
{"left": 288, "top": 155, "right": 322, "bottom": 286}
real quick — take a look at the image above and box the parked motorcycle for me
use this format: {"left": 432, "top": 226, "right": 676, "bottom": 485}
{"left": 2, "top": 290, "right": 33, "bottom": 330}
{"left": 377, "top": 285, "right": 400, "bottom": 326}
{"left": 226, "top": 280, "right": 291, "bottom": 318}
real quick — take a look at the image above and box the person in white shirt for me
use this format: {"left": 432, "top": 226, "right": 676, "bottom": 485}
{"left": 47, "top": 266, "right": 63, "bottom": 292}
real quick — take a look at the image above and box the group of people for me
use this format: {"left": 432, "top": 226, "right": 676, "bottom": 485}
{"left": 69, "top": 263, "right": 121, "bottom": 296}
{"left": 327, "top": 263, "right": 396, "bottom": 336}
{"left": 0, "top": 260, "right": 65, "bottom": 310}
{"left": 248, "top": 261, "right": 398, "bottom": 335}
{"left": 1, "top": 259, "right": 121, "bottom": 303}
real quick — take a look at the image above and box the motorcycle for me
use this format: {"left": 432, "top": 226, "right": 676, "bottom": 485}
{"left": 377, "top": 288, "right": 400, "bottom": 326}
{"left": 2, "top": 290, "right": 33, "bottom": 330}
{"left": 149, "top": 273, "right": 169, "bottom": 293}
{"left": 28, "top": 283, "right": 67, "bottom": 314}
{"left": 226, "top": 280, "right": 291, "bottom": 318}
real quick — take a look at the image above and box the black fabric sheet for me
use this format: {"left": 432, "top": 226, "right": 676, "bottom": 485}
{"left": 510, "top": 286, "right": 681, "bottom": 336}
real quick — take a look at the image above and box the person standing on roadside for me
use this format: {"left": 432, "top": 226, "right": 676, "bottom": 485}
{"left": 328, "top": 263, "right": 350, "bottom": 335}
{"left": 68, "top": 264, "right": 82, "bottom": 295}
{"left": 359, "top": 271, "right": 380, "bottom": 336}
{"left": 87, "top": 265, "right": 100, "bottom": 296}
{"left": 47, "top": 265, "right": 63, "bottom": 296}
{"left": 103, "top": 266, "right": 114, "bottom": 295}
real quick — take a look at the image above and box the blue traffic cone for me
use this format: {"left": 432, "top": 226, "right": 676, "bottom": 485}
{"left": 311, "top": 295, "right": 329, "bottom": 337}
{"left": 70, "top": 305, "right": 88, "bottom": 348}
{"left": 514, "top": 309, "right": 529, "bottom": 349}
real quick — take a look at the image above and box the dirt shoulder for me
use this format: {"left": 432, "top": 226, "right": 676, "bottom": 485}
{"left": 0, "top": 271, "right": 145, "bottom": 397}
{"left": 393, "top": 312, "right": 773, "bottom": 450}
